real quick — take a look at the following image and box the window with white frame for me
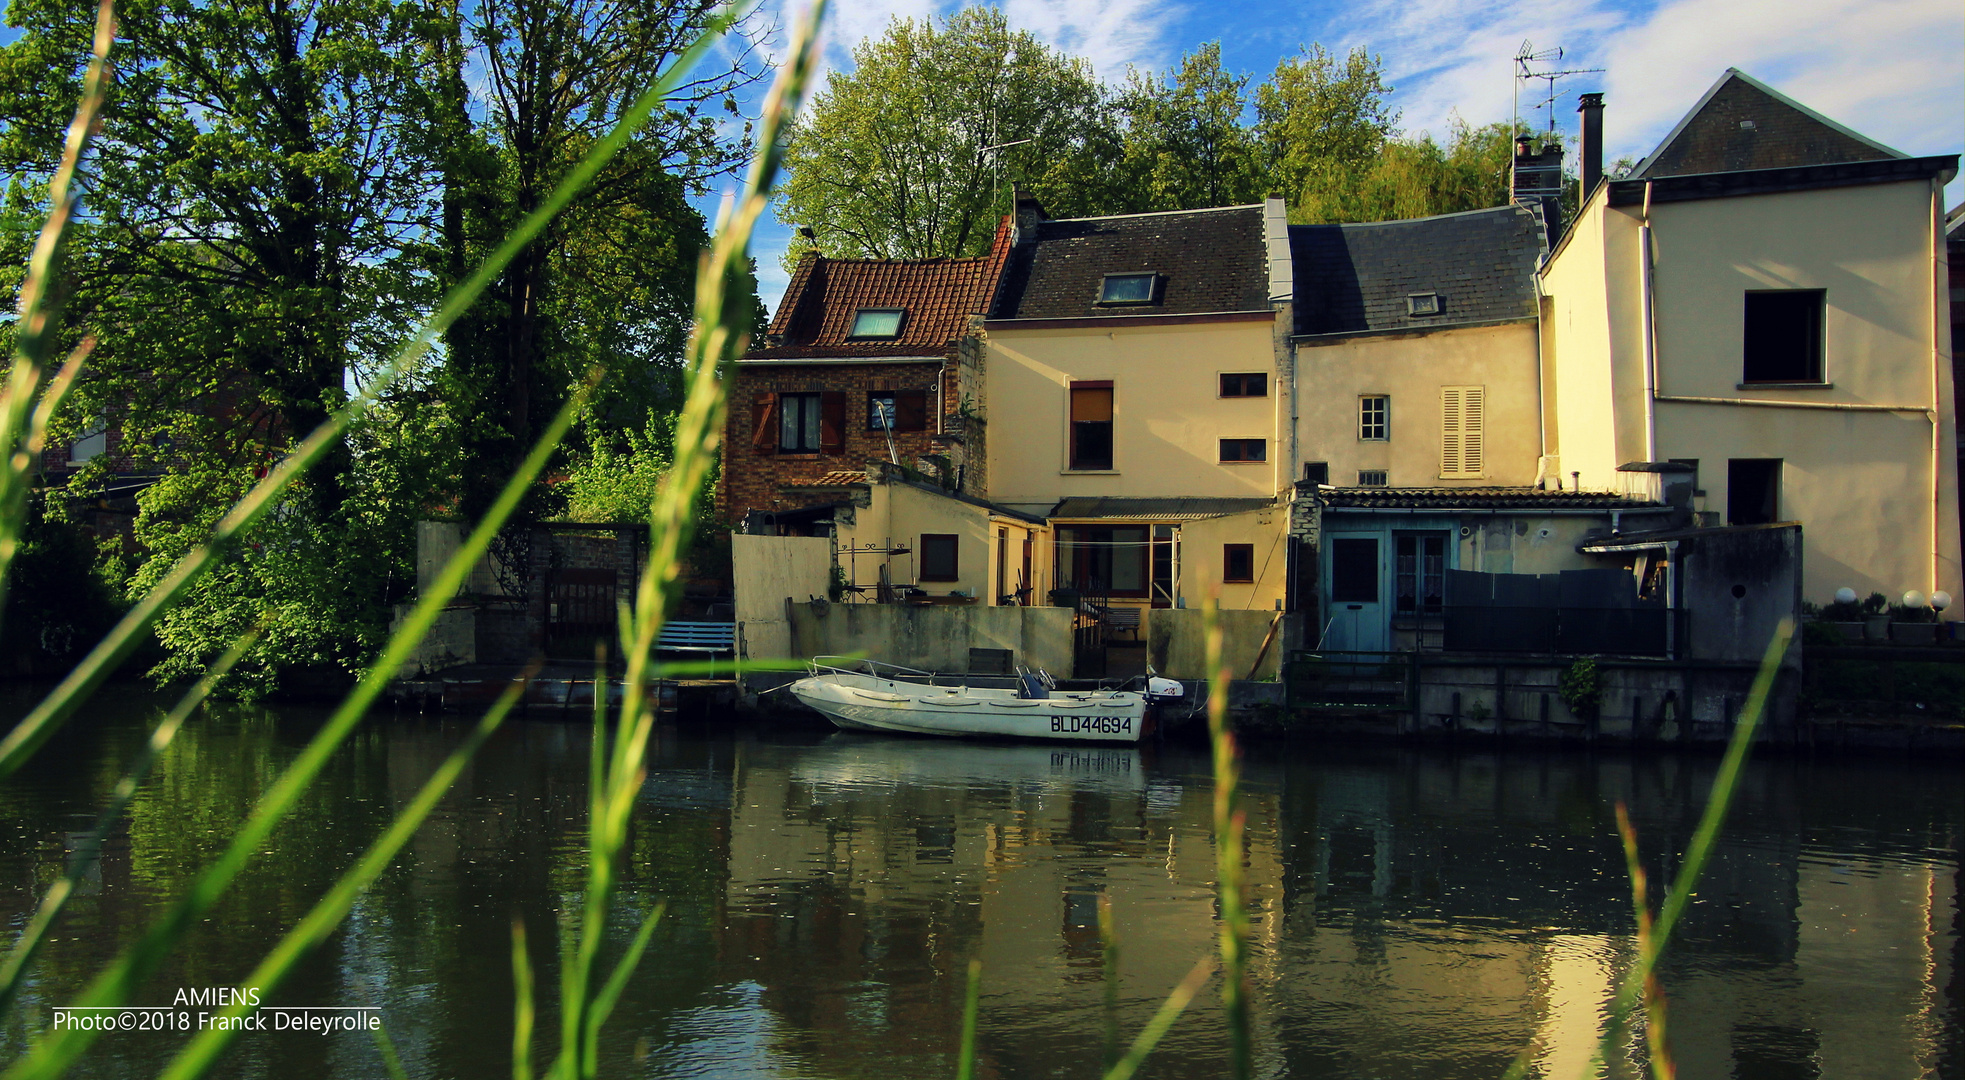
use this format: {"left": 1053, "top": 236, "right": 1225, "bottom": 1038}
{"left": 1359, "top": 396, "right": 1388, "bottom": 441}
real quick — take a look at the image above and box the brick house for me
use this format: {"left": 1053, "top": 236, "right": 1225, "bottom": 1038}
{"left": 719, "top": 219, "right": 1014, "bottom": 531}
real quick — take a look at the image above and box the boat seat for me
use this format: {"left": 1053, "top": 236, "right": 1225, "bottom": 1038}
{"left": 1019, "top": 672, "right": 1050, "bottom": 700}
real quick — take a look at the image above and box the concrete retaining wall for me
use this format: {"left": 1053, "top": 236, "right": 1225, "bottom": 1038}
{"left": 787, "top": 602, "right": 1074, "bottom": 675}
{"left": 1147, "top": 608, "right": 1285, "bottom": 682}
{"left": 732, "top": 535, "right": 833, "bottom": 664}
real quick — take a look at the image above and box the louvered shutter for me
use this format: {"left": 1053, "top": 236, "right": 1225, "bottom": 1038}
{"left": 1441, "top": 386, "right": 1485, "bottom": 478}
{"left": 894, "top": 389, "right": 929, "bottom": 432}
{"left": 819, "top": 391, "right": 846, "bottom": 452}
{"left": 751, "top": 393, "right": 778, "bottom": 456}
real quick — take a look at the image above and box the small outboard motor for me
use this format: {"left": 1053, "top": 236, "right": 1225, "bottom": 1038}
{"left": 1144, "top": 677, "right": 1184, "bottom": 706}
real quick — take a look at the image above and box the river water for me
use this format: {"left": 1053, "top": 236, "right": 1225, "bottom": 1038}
{"left": 0, "top": 687, "right": 1958, "bottom": 1079}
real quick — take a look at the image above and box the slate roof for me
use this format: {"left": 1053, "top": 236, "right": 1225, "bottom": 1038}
{"left": 745, "top": 219, "right": 1013, "bottom": 360}
{"left": 1318, "top": 487, "right": 1647, "bottom": 510}
{"left": 992, "top": 206, "right": 1269, "bottom": 320}
{"left": 1289, "top": 205, "right": 1542, "bottom": 338}
{"left": 1632, "top": 69, "right": 1905, "bottom": 180}
{"left": 1050, "top": 496, "right": 1274, "bottom": 521}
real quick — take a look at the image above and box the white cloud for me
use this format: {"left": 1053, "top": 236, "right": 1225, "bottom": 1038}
{"left": 1003, "top": 0, "right": 1180, "bottom": 80}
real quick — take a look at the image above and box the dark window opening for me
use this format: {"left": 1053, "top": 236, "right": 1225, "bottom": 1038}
{"left": 1330, "top": 538, "right": 1378, "bottom": 603}
{"left": 1743, "top": 291, "right": 1824, "bottom": 383}
{"left": 996, "top": 529, "right": 1009, "bottom": 605}
{"left": 1220, "top": 372, "right": 1267, "bottom": 397}
{"left": 1395, "top": 533, "right": 1447, "bottom": 614}
{"left": 1070, "top": 384, "right": 1113, "bottom": 470}
{"left": 1098, "top": 273, "right": 1157, "bottom": 305}
{"left": 779, "top": 393, "right": 822, "bottom": 452}
{"left": 1358, "top": 470, "right": 1388, "bottom": 486}
{"left": 1727, "top": 459, "right": 1781, "bottom": 525}
{"left": 1219, "top": 438, "right": 1266, "bottom": 462}
{"left": 1059, "top": 526, "right": 1149, "bottom": 597}
{"left": 920, "top": 533, "right": 959, "bottom": 581}
{"left": 1303, "top": 461, "right": 1329, "bottom": 485}
{"left": 1224, "top": 544, "right": 1254, "bottom": 583}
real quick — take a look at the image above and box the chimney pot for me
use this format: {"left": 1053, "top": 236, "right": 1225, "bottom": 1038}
{"left": 1577, "top": 92, "right": 1605, "bottom": 201}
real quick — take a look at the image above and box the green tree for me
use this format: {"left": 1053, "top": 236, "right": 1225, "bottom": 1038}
{"left": 1254, "top": 45, "right": 1398, "bottom": 210}
{"left": 1292, "top": 120, "right": 1522, "bottom": 224}
{"left": 1117, "top": 43, "right": 1263, "bottom": 211}
{"left": 779, "top": 6, "right": 1110, "bottom": 260}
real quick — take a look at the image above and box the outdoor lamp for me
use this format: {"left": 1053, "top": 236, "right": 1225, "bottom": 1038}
{"left": 1902, "top": 590, "right": 1926, "bottom": 609}
{"left": 1834, "top": 587, "right": 1857, "bottom": 605}
{"left": 1932, "top": 591, "right": 1952, "bottom": 612}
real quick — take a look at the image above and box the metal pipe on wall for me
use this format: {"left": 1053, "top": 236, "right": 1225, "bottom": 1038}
{"left": 1639, "top": 181, "right": 1659, "bottom": 464}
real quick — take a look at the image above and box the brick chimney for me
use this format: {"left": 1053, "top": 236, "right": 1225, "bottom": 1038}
{"left": 1577, "top": 92, "right": 1605, "bottom": 199}
{"left": 1012, "top": 185, "right": 1048, "bottom": 245}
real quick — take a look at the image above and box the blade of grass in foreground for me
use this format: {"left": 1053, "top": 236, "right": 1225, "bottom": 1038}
{"left": 1203, "top": 592, "right": 1252, "bottom": 1080}
{"left": 0, "top": 0, "right": 749, "bottom": 779}
{"left": 0, "top": 0, "right": 113, "bottom": 634}
{"left": 154, "top": 668, "right": 536, "bottom": 1080}
{"left": 550, "top": 4, "right": 824, "bottom": 1076}
{"left": 2, "top": 380, "right": 589, "bottom": 1080}
{"left": 0, "top": 626, "right": 256, "bottom": 1015}
{"left": 1100, "top": 955, "right": 1216, "bottom": 1080}
{"left": 954, "top": 960, "right": 981, "bottom": 1080}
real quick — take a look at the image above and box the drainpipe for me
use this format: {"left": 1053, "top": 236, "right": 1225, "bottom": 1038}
{"left": 1639, "top": 180, "right": 1659, "bottom": 463}
{"left": 1931, "top": 182, "right": 1947, "bottom": 593}
{"left": 1533, "top": 273, "right": 1549, "bottom": 484}
{"left": 1287, "top": 339, "right": 1300, "bottom": 489}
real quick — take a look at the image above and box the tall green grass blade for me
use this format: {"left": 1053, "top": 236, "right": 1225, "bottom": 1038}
{"left": 152, "top": 669, "right": 535, "bottom": 1080}
{"left": 954, "top": 959, "right": 981, "bottom": 1080}
{"left": 546, "top": 6, "right": 824, "bottom": 1076}
{"left": 3, "top": 383, "right": 586, "bottom": 1080}
{"left": 512, "top": 919, "right": 536, "bottom": 1080}
{"left": 1099, "top": 893, "right": 1120, "bottom": 1074}
{"left": 1202, "top": 593, "right": 1251, "bottom": 1080}
{"left": 1582, "top": 619, "right": 1793, "bottom": 1078}
{"left": 0, "top": 627, "right": 257, "bottom": 1016}
{"left": 1101, "top": 955, "right": 1215, "bottom": 1080}
{"left": 0, "top": 0, "right": 748, "bottom": 779}
{"left": 0, "top": 0, "right": 113, "bottom": 633}
{"left": 372, "top": 1023, "right": 411, "bottom": 1080}
{"left": 580, "top": 901, "right": 666, "bottom": 1068}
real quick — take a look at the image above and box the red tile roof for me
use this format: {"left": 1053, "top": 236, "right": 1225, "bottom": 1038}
{"left": 747, "top": 218, "right": 1013, "bottom": 360}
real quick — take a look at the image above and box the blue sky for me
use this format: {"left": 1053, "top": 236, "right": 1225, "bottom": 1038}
{"left": 732, "top": 0, "right": 1964, "bottom": 312}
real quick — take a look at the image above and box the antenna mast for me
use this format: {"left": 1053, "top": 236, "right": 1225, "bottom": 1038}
{"left": 1512, "top": 42, "right": 1604, "bottom": 137}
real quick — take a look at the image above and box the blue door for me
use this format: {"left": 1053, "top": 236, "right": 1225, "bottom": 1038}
{"left": 1323, "top": 534, "right": 1389, "bottom": 654}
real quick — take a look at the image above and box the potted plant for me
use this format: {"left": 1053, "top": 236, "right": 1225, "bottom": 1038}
{"left": 1890, "top": 591, "right": 1938, "bottom": 645}
{"left": 1820, "top": 589, "right": 1865, "bottom": 642}
{"left": 1861, "top": 592, "right": 1891, "bottom": 642}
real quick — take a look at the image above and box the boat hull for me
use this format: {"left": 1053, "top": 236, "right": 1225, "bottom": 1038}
{"left": 788, "top": 672, "right": 1147, "bottom": 743}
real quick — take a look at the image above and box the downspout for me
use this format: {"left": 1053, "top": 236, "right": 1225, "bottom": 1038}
{"left": 1533, "top": 271, "right": 1549, "bottom": 479}
{"left": 1930, "top": 182, "right": 1946, "bottom": 592}
{"left": 1287, "top": 339, "right": 1300, "bottom": 489}
{"left": 1639, "top": 180, "right": 1659, "bottom": 463}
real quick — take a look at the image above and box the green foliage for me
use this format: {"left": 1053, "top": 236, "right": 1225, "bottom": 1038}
{"left": 558, "top": 414, "right": 675, "bottom": 523}
{"left": 1559, "top": 655, "right": 1603, "bottom": 721}
{"left": 0, "top": 494, "right": 123, "bottom": 676}
{"left": 1254, "top": 45, "right": 1398, "bottom": 207}
{"left": 1290, "top": 119, "right": 1520, "bottom": 224}
{"left": 1862, "top": 591, "right": 1889, "bottom": 615}
{"left": 1117, "top": 43, "right": 1263, "bottom": 210}
{"left": 780, "top": 6, "right": 1108, "bottom": 260}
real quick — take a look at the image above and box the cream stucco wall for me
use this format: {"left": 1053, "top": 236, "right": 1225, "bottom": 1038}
{"left": 1176, "top": 506, "right": 1288, "bottom": 611}
{"left": 833, "top": 477, "right": 1052, "bottom": 606}
{"left": 983, "top": 318, "right": 1283, "bottom": 506}
{"left": 1293, "top": 321, "right": 1543, "bottom": 487}
{"left": 1541, "top": 178, "right": 1960, "bottom": 603}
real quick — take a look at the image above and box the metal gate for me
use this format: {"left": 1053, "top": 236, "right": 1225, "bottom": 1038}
{"left": 547, "top": 568, "right": 617, "bottom": 660}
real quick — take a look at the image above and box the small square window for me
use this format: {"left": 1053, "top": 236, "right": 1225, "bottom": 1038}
{"left": 1219, "top": 438, "right": 1266, "bottom": 463}
{"left": 1219, "top": 373, "right": 1267, "bottom": 397}
{"left": 1303, "top": 461, "right": 1329, "bottom": 485}
{"left": 1098, "top": 273, "right": 1158, "bottom": 305}
{"left": 850, "top": 308, "right": 905, "bottom": 339}
{"left": 1358, "top": 470, "right": 1388, "bottom": 486}
{"left": 1359, "top": 396, "right": 1389, "bottom": 441}
{"left": 1407, "top": 293, "right": 1442, "bottom": 317}
{"left": 1223, "top": 544, "right": 1254, "bottom": 583}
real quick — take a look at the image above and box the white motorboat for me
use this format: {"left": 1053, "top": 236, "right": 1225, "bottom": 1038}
{"left": 787, "top": 659, "right": 1182, "bottom": 744}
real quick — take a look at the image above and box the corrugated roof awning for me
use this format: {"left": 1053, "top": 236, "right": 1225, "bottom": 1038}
{"left": 1049, "top": 496, "right": 1273, "bottom": 522}
{"left": 1318, "top": 487, "right": 1651, "bottom": 510}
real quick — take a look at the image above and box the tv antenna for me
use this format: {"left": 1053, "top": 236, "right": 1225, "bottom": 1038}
{"left": 1513, "top": 42, "right": 1604, "bottom": 137}
{"left": 979, "top": 109, "right": 1032, "bottom": 206}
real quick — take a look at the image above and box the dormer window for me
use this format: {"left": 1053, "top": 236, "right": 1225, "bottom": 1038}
{"left": 1098, "top": 273, "right": 1158, "bottom": 305}
{"left": 849, "top": 308, "right": 905, "bottom": 339}
{"left": 1406, "top": 293, "right": 1442, "bottom": 317}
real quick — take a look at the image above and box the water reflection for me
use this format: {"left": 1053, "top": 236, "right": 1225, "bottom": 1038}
{"left": 0, "top": 687, "right": 1957, "bottom": 1079}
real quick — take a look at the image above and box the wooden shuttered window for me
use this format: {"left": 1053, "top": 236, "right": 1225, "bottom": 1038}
{"left": 1440, "top": 385, "right": 1485, "bottom": 478}
{"left": 894, "top": 389, "right": 929, "bottom": 432}
{"left": 751, "top": 393, "right": 779, "bottom": 456}
{"left": 819, "top": 391, "right": 846, "bottom": 453}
